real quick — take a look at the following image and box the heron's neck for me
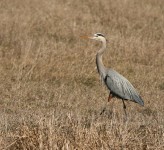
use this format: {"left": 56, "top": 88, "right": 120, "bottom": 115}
{"left": 96, "top": 39, "right": 107, "bottom": 78}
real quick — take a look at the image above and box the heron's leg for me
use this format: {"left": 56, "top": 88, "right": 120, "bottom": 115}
{"left": 122, "top": 100, "right": 127, "bottom": 120}
{"left": 100, "top": 94, "right": 113, "bottom": 115}
{"left": 108, "top": 94, "right": 112, "bottom": 102}
{"left": 122, "top": 100, "right": 126, "bottom": 109}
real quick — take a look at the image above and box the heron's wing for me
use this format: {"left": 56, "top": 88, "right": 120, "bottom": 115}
{"left": 105, "top": 69, "right": 144, "bottom": 106}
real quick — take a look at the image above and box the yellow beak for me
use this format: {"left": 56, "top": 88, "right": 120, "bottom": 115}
{"left": 80, "top": 35, "right": 91, "bottom": 39}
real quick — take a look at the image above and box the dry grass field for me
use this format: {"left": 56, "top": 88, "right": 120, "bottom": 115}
{"left": 0, "top": 0, "right": 164, "bottom": 149}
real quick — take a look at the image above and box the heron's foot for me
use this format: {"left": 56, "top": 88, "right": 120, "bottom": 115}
{"left": 100, "top": 107, "right": 106, "bottom": 115}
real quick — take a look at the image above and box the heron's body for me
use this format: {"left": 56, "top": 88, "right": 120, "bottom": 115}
{"left": 103, "top": 69, "right": 144, "bottom": 105}
{"left": 81, "top": 33, "right": 144, "bottom": 117}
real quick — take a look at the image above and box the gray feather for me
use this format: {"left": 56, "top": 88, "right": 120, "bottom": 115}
{"left": 105, "top": 69, "right": 144, "bottom": 106}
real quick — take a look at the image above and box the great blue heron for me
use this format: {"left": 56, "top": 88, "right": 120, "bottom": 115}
{"left": 81, "top": 33, "right": 144, "bottom": 117}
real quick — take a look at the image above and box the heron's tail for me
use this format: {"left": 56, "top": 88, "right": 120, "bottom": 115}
{"left": 133, "top": 95, "right": 144, "bottom": 106}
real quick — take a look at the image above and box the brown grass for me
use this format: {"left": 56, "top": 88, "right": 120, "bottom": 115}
{"left": 0, "top": 0, "right": 164, "bottom": 149}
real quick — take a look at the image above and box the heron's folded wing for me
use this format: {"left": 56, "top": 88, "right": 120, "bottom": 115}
{"left": 105, "top": 69, "right": 144, "bottom": 106}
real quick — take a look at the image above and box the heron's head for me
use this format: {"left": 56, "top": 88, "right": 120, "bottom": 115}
{"left": 81, "top": 33, "right": 106, "bottom": 42}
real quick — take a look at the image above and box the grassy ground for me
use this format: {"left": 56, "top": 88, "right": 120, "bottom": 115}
{"left": 0, "top": 0, "right": 164, "bottom": 149}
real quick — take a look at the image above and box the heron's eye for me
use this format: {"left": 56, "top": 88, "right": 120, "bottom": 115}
{"left": 96, "top": 33, "right": 104, "bottom": 37}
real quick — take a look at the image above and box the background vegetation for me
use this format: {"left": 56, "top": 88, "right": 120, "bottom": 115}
{"left": 0, "top": 0, "right": 163, "bottom": 149}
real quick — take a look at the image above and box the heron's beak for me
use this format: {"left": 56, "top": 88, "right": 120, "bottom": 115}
{"left": 80, "top": 36, "right": 92, "bottom": 39}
